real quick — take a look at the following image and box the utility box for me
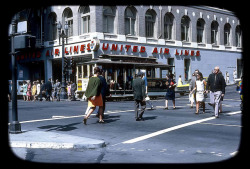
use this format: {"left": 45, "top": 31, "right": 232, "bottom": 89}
{"left": 14, "top": 35, "right": 36, "bottom": 49}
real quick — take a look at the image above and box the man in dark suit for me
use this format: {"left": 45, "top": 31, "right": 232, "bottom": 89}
{"left": 39, "top": 80, "right": 46, "bottom": 101}
{"left": 45, "top": 78, "right": 52, "bottom": 101}
{"left": 132, "top": 72, "right": 146, "bottom": 121}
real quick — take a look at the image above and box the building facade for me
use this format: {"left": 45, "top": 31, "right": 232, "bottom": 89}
{"left": 11, "top": 5, "right": 243, "bottom": 95}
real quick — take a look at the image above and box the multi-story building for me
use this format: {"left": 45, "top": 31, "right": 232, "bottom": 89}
{"left": 11, "top": 5, "right": 243, "bottom": 95}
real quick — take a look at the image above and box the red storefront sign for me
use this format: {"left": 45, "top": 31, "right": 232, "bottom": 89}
{"left": 16, "top": 50, "right": 41, "bottom": 61}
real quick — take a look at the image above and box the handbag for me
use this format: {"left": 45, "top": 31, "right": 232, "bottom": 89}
{"left": 145, "top": 96, "right": 150, "bottom": 101}
{"left": 170, "top": 80, "right": 176, "bottom": 89}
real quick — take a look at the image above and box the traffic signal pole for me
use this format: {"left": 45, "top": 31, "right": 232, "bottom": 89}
{"left": 60, "top": 30, "right": 68, "bottom": 99}
{"left": 9, "top": 17, "right": 21, "bottom": 134}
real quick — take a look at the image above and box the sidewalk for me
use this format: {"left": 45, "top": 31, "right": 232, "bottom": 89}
{"left": 9, "top": 130, "right": 105, "bottom": 149}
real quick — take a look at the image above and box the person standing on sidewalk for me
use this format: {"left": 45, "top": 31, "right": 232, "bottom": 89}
{"left": 67, "top": 82, "right": 71, "bottom": 101}
{"left": 225, "top": 71, "right": 230, "bottom": 85}
{"left": 45, "top": 78, "right": 52, "bottom": 101}
{"left": 178, "top": 75, "right": 183, "bottom": 86}
{"left": 34, "top": 80, "right": 40, "bottom": 101}
{"left": 206, "top": 66, "right": 226, "bottom": 118}
{"left": 22, "top": 81, "right": 27, "bottom": 101}
{"left": 31, "top": 81, "right": 37, "bottom": 101}
{"left": 54, "top": 79, "right": 61, "bottom": 101}
{"left": 83, "top": 67, "right": 104, "bottom": 124}
{"left": 26, "top": 81, "right": 32, "bottom": 101}
{"left": 40, "top": 80, "right": 46, "bottom": 101}
{"left": 71, "top": 81, "right": 77, "bottom": 101}
{"left": 132, "top": 72, "right": 146, "bottom": 121}
{"left": 233, "top": 69, "right": 237, "bottom": 84}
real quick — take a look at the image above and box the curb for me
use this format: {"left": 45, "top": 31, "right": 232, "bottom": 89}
{"left": 9, "top": 130, "right": 106, "bottom": 149}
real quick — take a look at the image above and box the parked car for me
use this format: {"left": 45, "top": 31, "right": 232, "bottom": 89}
{"left": 177, "top": 77, "right": 208, "bottom": 96}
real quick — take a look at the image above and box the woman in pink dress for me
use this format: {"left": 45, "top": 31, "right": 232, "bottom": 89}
{"left": 26, "top": 81, "right": 32, "bottom": 101}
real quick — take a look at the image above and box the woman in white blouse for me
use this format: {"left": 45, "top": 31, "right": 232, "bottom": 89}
{"left": 191, "top": 72, "right": 207, "bottom": 114}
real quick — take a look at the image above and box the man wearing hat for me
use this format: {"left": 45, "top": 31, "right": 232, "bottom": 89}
{"left": 132, "top": 72, "right": 146, "bottom": 121}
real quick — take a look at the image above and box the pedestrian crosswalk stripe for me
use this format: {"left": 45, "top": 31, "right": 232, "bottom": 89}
{"left": 122, "top": 111, "right": 241, "bottom": 144}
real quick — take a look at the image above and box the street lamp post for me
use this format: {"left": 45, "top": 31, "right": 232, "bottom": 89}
{"left": 57, "top": 21, "right": 68, "bottom": 99}
{"left": 9, "top": 16, "right": 21, "bottom": 134}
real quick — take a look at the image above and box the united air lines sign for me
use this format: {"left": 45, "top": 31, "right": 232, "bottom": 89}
{"left": 101, "top": 42, "right": 200, "bottom": 56}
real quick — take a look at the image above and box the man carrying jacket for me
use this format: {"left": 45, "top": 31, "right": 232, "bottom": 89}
{"left": 206, "top": 66, "right": 226, "bottom": 118}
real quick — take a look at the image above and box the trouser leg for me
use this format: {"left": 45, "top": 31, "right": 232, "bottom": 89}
{"left": 214, "top": 91, "right": 222, "bottom": 117}
{"left": 147, "top": 100, "right": 153, "bottom": 108}
{"left": 139, "top": 100, "right": 146, "bottom": 118}
{"left": 135, "top": 100, "right": 139, "bottom": 118}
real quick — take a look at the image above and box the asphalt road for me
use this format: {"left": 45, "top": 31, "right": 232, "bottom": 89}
{"left": 8, "top": 85, "right": 242, "bottom": 164}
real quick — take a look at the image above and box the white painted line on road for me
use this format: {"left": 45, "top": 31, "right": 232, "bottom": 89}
{"left": 200, "top": 123, "right": 242, "bottom": 127}
{"left": 8, "top": 109, "right": 134, "bottom": 125}
{"left": 122, "top": 111, "right": 241, "bottom": 144}
{"left": 227, "top": 111, "right": 241, "bottom": 115}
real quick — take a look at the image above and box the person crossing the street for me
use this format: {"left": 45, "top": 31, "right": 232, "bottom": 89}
{"left": 83, "top": 67, "right": 104, "bottom": 124}
{"left": 206, "top": 66, "right": 226, "bottom": 118}
{"left": 133, "top": 72, "right": 146, "bottom": 121}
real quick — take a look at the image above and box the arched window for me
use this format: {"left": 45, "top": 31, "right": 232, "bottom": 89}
{"left": 224, "top": 23, "right": 231, "bottom": 46}
{"left": 48, "top": 12, "right": 57, "bottom": 41}
{"left": 211, "top": 21, "right": 219, "bottom": 45}
{"left": 79, "top": 6, "right": 90, "bottom": 34}
{"left": 164, "top": 12, "right": 174, "bottom": 40}
{"left": 145, "top": 9, "right": 156, "bottom": 38}
{"left": 103, "top": 6, "right": 116, "bottom": 33}
{"left": 236, "top": 25, "right": 242, "bottom": 47}
{"left": 125, "top": 6, "right": 137, "bottom": 35}
{"left": 181, "top": 15, "right": 190, "bottom": 41}
{"left": 197, "top": 18, "right": 205, "bottom": 43}
{"left": 63, "top": 8, "right": 73, "bottom": 37}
